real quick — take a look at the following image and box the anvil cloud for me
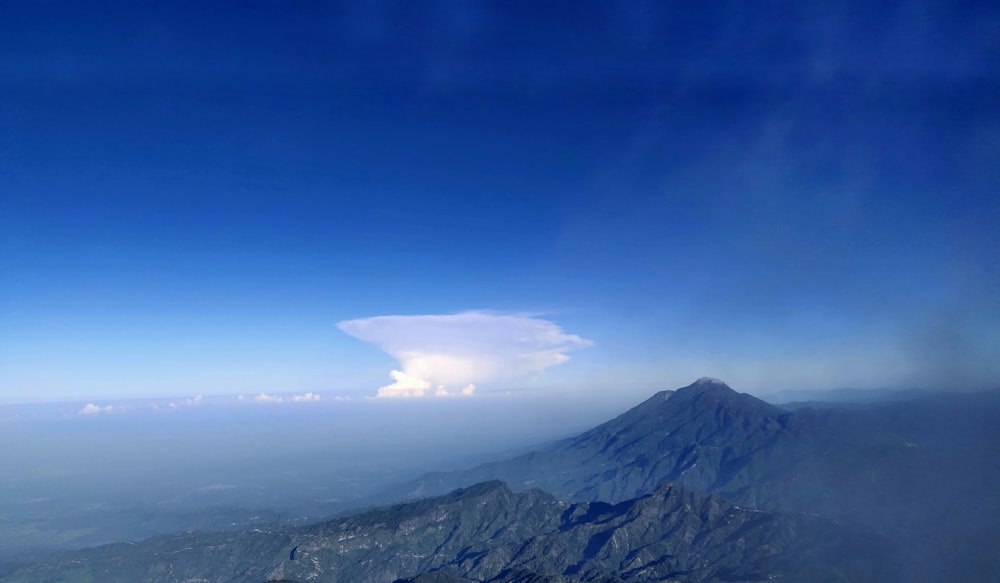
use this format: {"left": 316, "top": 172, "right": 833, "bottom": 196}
{"left": 338, "top": 312, "right": 593, "bottom": 397}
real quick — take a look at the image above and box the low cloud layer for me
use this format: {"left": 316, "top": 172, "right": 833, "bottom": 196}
{"left": 291, "top": 391, "right": 321, "bottom": 402}
{"left": 251, "top": 391, "right": 324, "bottom": 404}
{"left": 79, "top": 403, "right": 112, "bottom": 415}
{"left": 338, "top": 312, "right": 592, "bottom": 397}
{"left": 254, "top": 392, "right": 283, "bottom": 403}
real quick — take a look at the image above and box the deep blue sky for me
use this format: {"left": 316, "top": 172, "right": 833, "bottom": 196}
{"left": 2, "top": 1, "right": 998, "bottom": 402}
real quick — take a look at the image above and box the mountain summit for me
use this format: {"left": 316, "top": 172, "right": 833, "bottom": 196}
{"left": 618, "top": 377, "right": 784, "bottom": 432}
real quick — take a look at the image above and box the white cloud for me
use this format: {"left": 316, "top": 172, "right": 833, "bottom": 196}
{"left": 291, "top": 392, "right": 321, "bottom": 402}
{"left": 254, "top": 392, "right": 283, "bottom": 403}
{"left": 376, "top": 370, "right": 431, "bottom": 397}
{"left": 338, "top": 311, "right": 592, "bottom": 398}
{"left": 79, "top": 403, "right": 112, "bottom": 415}
{"left": 183, "top": 394, "right": 203, "bottom": 406}
{"left": 247, "top": 391, "right": 323, "bottom": 403}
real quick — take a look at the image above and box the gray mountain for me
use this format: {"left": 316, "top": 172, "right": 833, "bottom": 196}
{"left": 0, "top": 480, "right": 897, "bottom": 583}
{"left": 390, "top": 379, "right": 1000, "bottom": 524}
{"left": 378, "top": 379, "right": 1000, "bottom": 580}
{"left": 388, "top": 379, "right": 787, "bottom": 503}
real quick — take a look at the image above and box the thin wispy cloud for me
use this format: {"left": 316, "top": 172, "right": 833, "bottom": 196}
{"left": 338, "top": 311, "right": 592, "bottom": 398}
{"left": 251, "top": 391, "right": 324, "bottom": 404}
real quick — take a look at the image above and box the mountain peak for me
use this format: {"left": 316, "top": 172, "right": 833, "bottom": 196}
{"left": 612, "top": 379, "right": 740, "bottom": 424}
{"left": 666, "top": 379, "right": 790, "bottom": 429}
{"left": 680, "top": 377, "right": 740, "bottom": 393}
{"left": 694, "top": 376, "right": 727, "bottom": 386}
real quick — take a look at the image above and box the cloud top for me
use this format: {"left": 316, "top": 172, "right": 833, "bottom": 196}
{"left": 338, "top": 311, "right": 592, "bottom": 397}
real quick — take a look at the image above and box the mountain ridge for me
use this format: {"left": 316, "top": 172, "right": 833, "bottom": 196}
{"left": 377, "top": 379, "right": 1000, "bottom": 582}
{"left": 1, "top": 478, "right": 898, "bottom": 583}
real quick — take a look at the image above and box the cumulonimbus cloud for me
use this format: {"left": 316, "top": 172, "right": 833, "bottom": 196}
{"left": 338, "top": 311, "right": 592, "bottom": 397}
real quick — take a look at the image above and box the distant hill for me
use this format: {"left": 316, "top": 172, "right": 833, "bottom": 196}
{"left": 0, "top": 480, "right": 897, "bottom": 583}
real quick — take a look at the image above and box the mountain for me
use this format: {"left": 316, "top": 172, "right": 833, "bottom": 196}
{"left": 387, "top": 379, "right": 789, "bottom": 504}
{"left": 390, "top": 379, "right": 1000, "bottom": 519}
{"left": 380, "top": 379, "right": 1000, "bottom": 579}
{"left": 0, "top": 480, "right": 898, "bottom": 583}
{"left": 4, "top": 380, "right": 997, "bottom": 582}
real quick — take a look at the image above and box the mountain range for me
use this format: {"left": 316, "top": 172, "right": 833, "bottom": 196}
{"left": 3, "top": 378, "right": 998, "bottom": 582}
{"left": 0, "top": 480, "right": 898, "bottom": 583}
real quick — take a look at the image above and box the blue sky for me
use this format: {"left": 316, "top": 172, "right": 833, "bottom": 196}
{"left": 1, "top": 1, "right": 998, "bottom": 402}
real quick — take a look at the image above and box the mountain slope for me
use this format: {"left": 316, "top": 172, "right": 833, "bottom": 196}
{"left": 1, "top": 480, "right": 897, "bottom": 583}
